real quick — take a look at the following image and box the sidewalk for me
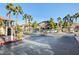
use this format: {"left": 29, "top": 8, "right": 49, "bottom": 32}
{"left": 75, "top": 36, "right": 79, "bottom": 42}
{"left": 74, "top": 32, "right": 79, "bottom": 42}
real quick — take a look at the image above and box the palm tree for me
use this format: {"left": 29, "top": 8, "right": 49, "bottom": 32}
{"left": 63, "top": 14, "right": 73, "bottom": 32}
{"left": 28, "top": 15, "right": 33, "bottom": 31}
{"left": 23, "top": 14, "right": 33, "bottom": 33}
{"left": 12, "top": 5, "right": 23, "bottom": 37}
{"left": 32, "top": 21, "right": 38, "bottom": 29}
{"left": 6, "top": 3, "right": 14, "bottom": 19}
{"left": 57, "top": 17, "right": 62, "bottom": 32}
{"left": 49, "top": 18, "right": 55, "bottom": 29}
{"left": 73, "top": 13, "right": 79, "bottom": 22}
{"left": 13, "top": 5, "right": 23, "bottom": 26}
{"left": 6, "top": 3, "right": 14, "bottom": 27}
{"left": 13, "top": 5, "right": 23, "bottom": 32}
{"left": 23, "top": 13, "right": 28, "bottom": 25}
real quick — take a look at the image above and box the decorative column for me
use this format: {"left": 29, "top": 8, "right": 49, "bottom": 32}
{"left": 11, "top": 28, "right": 13, "bottom": 41}
{"left": 5, "top": 27, "right": 7, "bottom": 36}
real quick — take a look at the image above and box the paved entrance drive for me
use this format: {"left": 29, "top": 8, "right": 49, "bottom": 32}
{"left": 0, "top": 34, "right": 79, "bottom": 55}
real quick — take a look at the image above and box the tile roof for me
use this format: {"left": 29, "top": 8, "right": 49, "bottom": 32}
{"left": 0, "top": 16, "right": 14, "bottom": 21}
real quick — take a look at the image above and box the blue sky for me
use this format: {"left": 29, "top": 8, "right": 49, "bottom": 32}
{"left": 0, "top": 3, "right": 79, "bottom": 25}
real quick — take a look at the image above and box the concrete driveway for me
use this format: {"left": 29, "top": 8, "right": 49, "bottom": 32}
{"left": 0, "top": 34, "right": 79, "bottom": 55}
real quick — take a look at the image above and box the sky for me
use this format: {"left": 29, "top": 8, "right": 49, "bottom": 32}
{"left": 0, "top": 3, "right": 79, "bottom": 25}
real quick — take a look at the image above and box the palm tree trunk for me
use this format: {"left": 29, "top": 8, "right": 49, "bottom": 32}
{"left": 29, "top": 20, "right": 30, "bottom": 32}
{"left": 8, "top": 13, "right": 11, "bottom": 27}
{"left": 58, "top": 24, "right": 62, "bottom": 32}
{"left": 16, "top": 13, "right": 18, "bottom": 37}
{"left": 16, "top": 13, "right": 18, "bottom": 26}
{"left": 26, "top": 19, "right": 28, "bottom": 25}
{"left": 68, "top": 26, "right": 70, "bottom": 32}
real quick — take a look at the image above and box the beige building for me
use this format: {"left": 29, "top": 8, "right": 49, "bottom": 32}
{"left": 0, "top": 16, "right": 15, "bottom": 41}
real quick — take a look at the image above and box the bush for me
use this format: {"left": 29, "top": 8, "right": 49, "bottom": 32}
{"left": 0, "top": 27, "right": 5, "bottom": 35}
{"left": 16, "top": 25, "right": 22, "bottom": 33}
{"left": 17, "top": 32, "right": 23, "bottom": 40}
{"left": 41, "top": 31, "right": 48, "bottom": 36}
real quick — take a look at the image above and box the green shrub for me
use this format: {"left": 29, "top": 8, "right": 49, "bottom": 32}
{"left": 17, "top": 32, "right": 23, "bottom": 40}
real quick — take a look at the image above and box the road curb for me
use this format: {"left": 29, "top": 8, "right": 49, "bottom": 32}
{"left": 75, "top": 36, "right": 79, "bottom": 42}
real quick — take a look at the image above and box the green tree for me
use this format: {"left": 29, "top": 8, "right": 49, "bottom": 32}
{"left": 57, "top": 17, "right": 62, "bottom": 32}
{"left": 13, "top": 5, "right": 23, "bottom": 34}
{"left": 54, "top": 23, "right": 58, "bottom": 30}
{"left": 32, "top": 21, "right": 38, "bottom": 29}
{"left": 0, "top": 19, "right": 3, "bottom": 27}
{"left": 23, "top": 13, "right": 28, "bottom": 25}
{"left": 6, "top": 3, "right": 14, "bottom": 27}
{"left": 13, "top": 5, "right": 23, "bottom": 25}
{"left": 49, "top": 18, "right": 55, "bottom": 29}
{"left": 63, "top": 22, "right": 68, "bottom": 28}
{"left": 6, "top": 3, "right": 14, "bottom": 19}
{"left": 63, "top": 14, "right": 73, "bottom": 32}
{"left": 73, "top": 13, "right": 79, "bottom": 22}
{"left": 28, "top": 15, "right": 33, "bottom": 31}
{"left": 16, "top": 25, "right": 22, "bottom": 32}
{"left": 23, "top": 14, "right": 33, "bottom": 32}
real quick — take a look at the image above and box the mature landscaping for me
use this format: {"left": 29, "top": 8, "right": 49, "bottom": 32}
{"left": 0, "top": 3, "right": 79, "bottom": 55}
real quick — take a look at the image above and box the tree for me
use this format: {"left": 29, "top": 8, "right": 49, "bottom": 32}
{"left": 16, "top": 25, "right": 22, "bottom": 32}
{"left": 57, "top": 17, "right": 62, "bottom": 32}
{"left": 23, "top": 13, "right": 28, "bottom": 25}
{"left": 23, "top": 13, "right": 33, "bottom": 33}
{"left": 6, "top": 3, "right": 14, "bottom": 19}
{"left": 10, "top": 5, "right": 23, "bottom": 37}
{"left": 63, "top": 22, "right": 68, "bottom": 28}
{"left": 13, "top": 5, "right": 23, "bottom": 25}
{"left": 6, "top": 3, "right": 14, "bottom": 27}
{"left": 32, "top": 21, "right": 38, "bottom": 29}
{"left": 73, "top": 13, "right": 79, "bottom": 22}
{"left": 0, "top": 19, "right": 4, "bottom": 35}
{"left": 49, "top": 18, "right": 55, "bottom": 29}
{"left": 13, "top": 5, "right": 23, "bottom": 34}
{"left": 28, "top": 15, "right": 33, "bottom": 31}
{"left": 0, "top": 19, "right": 3, "bottom": 27}
{"left": 54, "top": 23, "right": 58, "bottom": 30}
{"left": 63, "top": 14, "right": 73, "bottom": 32}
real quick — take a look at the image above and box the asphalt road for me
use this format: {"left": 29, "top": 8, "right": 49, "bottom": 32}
{"left": 0, "top": 34, "right": 79, "bottom": 55}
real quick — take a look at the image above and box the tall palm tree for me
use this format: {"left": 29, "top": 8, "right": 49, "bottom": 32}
{"left": 23, "top": 14, "right": 33, "bottom": 32}
{"left": 49, "top": 18, "right": 55, "bottom": 29}
{"left": 57, "top": 17, "right": 62, "bottom": 32}
{"left": 63, "top": 14, "right": 73, "bottom": 32}
{"left": 6, "top": 3, "right": 14, "bottom": 27}
{"left": 73, "top": 13, "right": 79, "bottom": 22}
{"left": 28, "top": 15, "right": 33, "bottom": 31}
{"left": 13, "top": 5, "right": 23, "bottom": 26}
{"left": 23, "top": 13, "right": 28, "bottom": 25}
{"left": 12, "top": 5, "right": 23, "bottom": 37}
